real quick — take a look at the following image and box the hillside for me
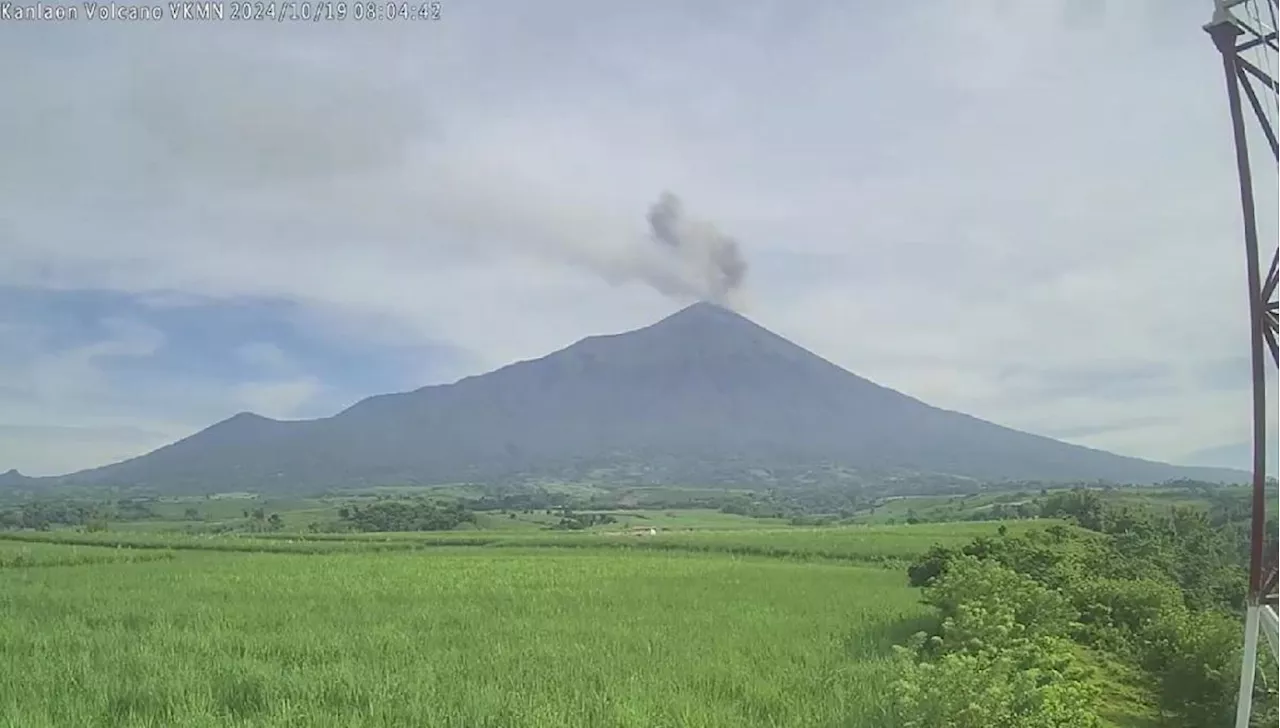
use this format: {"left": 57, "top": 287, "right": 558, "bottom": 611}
{"left": 29, "top": 303, "right": 1245, "bottom": 493}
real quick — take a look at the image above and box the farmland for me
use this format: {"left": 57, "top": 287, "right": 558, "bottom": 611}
{"left": 0, "top": 483, "right": 1272, "bottom": 727}
{"left": 0, "top": 526, "right": 951, "bottom": 728}
{"left": 0, "top": 519, "right": 1056, "bottom": 564}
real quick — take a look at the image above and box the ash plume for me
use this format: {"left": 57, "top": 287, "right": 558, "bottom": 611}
{"left": 644, "top": 192, "right": 748, "bottom": 307}
{"left": 406, "top": 165, "right": 751, "bottom": 308}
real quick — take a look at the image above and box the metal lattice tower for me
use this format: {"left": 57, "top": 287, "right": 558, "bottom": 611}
{"left": 1203, "top": 0, "right": 1280, "bottom": 725}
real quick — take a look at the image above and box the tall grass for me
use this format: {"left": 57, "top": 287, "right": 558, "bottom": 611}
{"left": 0, "top": 541, "right": 175, "bottom": 569}
{"left": 0, "top": 549, "right": 928, "bottom": 727}
{"left": 0, "top": 520, "right": 1059, "bottom": 566}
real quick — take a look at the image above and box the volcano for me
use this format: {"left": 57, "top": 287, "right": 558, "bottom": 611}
{"left": 39, "top": 302, "right": 1244, "bottom": 493}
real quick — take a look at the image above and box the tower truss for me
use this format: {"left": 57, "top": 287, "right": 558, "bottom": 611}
{"left": 1203, "top": 0, "right": 1280, "bottom": 725}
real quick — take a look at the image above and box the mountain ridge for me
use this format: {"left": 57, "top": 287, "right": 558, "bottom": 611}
{"left": 11, "top": 302, "right": 1248, "bottom": 492}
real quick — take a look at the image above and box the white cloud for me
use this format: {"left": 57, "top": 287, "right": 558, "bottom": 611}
{"left": 0, "top": 424, "right": 185, "bottom": 478}
{"left": 0, "top": 0, "right": 1275, "bottom": 474}
{"left": 235, "top": 342, "right": 293, "bottom": 373}
{"left": 231, "top": 378, "right": 326, "bottom": 421}
{"left": 230, "top": 344, "right": 327, "bottom": 418}
{"left": 0, "top": 315, "right": 187, "bottom": 474}
{"left": 2, "top": 317, "right": 163, "bottom": 406}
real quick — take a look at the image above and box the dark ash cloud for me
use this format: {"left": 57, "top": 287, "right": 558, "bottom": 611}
{"left": 646, "top": 191, "right": 748, "bottom": 307}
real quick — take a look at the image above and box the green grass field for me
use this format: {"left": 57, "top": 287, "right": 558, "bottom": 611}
{"left": 0, "top": 519, "right": 1028, "bottom": 727}
{"left": 2, "top": 481, "right": 1259, "bottom": 727}
{"left": 0, "top": 541, "right": 175, "bottom": 569}
{"left": 0, "top": 519, "right": 1059, "bottom": 566}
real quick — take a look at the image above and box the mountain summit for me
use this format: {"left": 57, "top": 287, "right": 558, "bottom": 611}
{"left": 49, "top": 303, "right": 1242, "bottom": 493}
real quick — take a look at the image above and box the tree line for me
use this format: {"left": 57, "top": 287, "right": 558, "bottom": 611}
{"left": 0, "top": 498, "right": 156, "bottom": 531}
{"left": 893, "top": 488, "right": 1277, "bottom": 727}
{"left": 336, "top": 499, "right": 475, "bottom": 532}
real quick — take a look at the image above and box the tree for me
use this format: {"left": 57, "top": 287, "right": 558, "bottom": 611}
{"left": 336, "top": 499, "right": 475, "bottom": 532}
{"left": 895, "top": 558, "right": 1101, "bottom": 727}
{"left": 902, "top": 497, "right": 1277, "bottom": 727}
{"left": 893, "top": 640, "right": 1103, "bottom": 728}
{"left": 1039, "top": 489, "right": 1105, "bottom": 531}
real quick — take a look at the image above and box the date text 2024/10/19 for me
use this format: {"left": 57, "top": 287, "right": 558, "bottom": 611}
{"left": 0, "top": 0, "right": 442, "bottom": 20}
{"left": 219, "top": 1, "right": 441, "bottom": 22}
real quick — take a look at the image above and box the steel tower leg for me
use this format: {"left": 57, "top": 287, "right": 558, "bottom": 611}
{"left": 1205, "top": 2, "right": 1278, "bottom": 724}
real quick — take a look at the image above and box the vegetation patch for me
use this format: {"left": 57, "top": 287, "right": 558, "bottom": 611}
{"left": 896, "top": 490, "right": 1277, "bottom": 727}
{"left": 0, "top": 542, "right": 175, "bottom": 569}
{"left": 0, "top": 550, "right": 925, "bottom": 728}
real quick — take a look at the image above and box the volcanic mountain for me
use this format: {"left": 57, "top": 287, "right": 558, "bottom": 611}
{"left": 41, "top": 303, "right": 1243, "bottom": 493}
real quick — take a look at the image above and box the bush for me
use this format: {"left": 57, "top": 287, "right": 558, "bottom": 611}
{"left": 893, "top": 635, "right": 1103, "bottom": 728}
{"left": 1141, "top": 607, "right": 1242, "bottom": 727}
{"left": 899, "top": 503, "right": 1275, "bottom": 727}
{"left": 919, "top": 556, "right": 1075, "bottom": 656}
{"left": 894, "top": 556, "right": 1103, "bottom": 726}
{"left": 1070, "top": 577, "right": 1184, "bottom": 653}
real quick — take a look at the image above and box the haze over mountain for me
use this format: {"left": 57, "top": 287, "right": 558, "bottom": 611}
{"left": 16, "top": 303, "right": 1246, "bottom": 493}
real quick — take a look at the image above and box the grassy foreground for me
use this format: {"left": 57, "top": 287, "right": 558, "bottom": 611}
{"left": 0, "top": 547, "right": 929, "bottom": 728}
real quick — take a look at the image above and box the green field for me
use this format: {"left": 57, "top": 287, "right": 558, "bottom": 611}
{"left": 1, "top": 485, "right": 1263, "bottom": 727}
{"left": 0, "top": 519, "right": 1057, "bottom": 565}
{"left": 0, "top": 541, "right": 175, "bottom": 569}
{"left": 0, "top": 521, "right": 994, "bottom": 727}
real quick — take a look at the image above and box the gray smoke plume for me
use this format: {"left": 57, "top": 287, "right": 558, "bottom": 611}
{"left": 395, "top": 163, "right": 753, "bottom": 308}
{"left": 645, "top": 192, "right": 748, "bottom": 307}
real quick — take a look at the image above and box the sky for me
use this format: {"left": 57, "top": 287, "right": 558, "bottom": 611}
{"left": 1, "top": 0, "right": 1277, "bottom": 477}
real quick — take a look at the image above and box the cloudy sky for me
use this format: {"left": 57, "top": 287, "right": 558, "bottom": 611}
{"left": 1, "top": 0, "right": 1277, "bottom": 477}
